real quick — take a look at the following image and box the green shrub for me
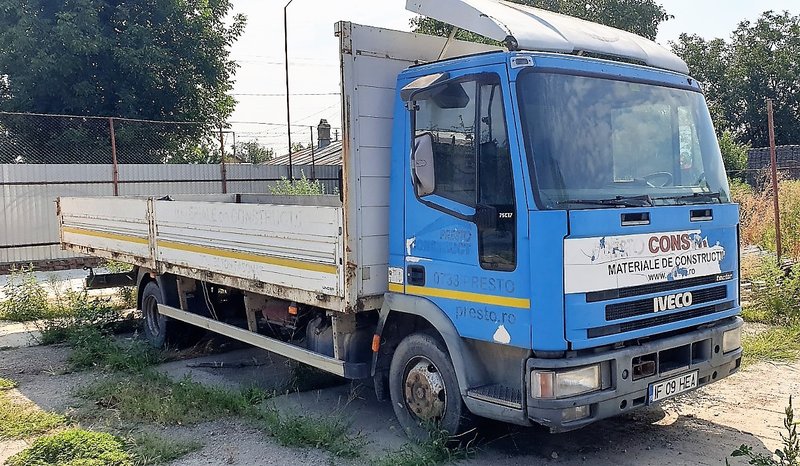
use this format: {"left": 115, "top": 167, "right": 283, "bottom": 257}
{"left": 720, "top": 131, "right": 749, "bottom": 180}
{"left": 375, "top": 427, "right": 475, "bottom": 466}
{"left": 38, "top": 288, "right": 121, "bottom": 345}
{"left": 0, "top": 266, "right": 50, "bottom": 322}
{"left": 6, "top": 429, "right": 133, "bottom": 466}
{"left": 269, "top": 173, "right": 329, "bottom": 195}
{"left": 123, "top": 432, "right": 202, "bottom": 465}
{"left": 742, "top": 256, "right": 800, "bottom": 325}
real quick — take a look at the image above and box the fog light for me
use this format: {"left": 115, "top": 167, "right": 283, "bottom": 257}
{"left": 532, "top": 364, "right": 601, "bottom": 399}
{"left": 723, "top": 327, "right": 742, "bottom": 353}
{"left": 562, "top": 405, "right": 590, "bottom": 423}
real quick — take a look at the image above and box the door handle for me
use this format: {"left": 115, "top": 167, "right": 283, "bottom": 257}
{"left": 407, "top": 265, "right": 426, "bottom": 286}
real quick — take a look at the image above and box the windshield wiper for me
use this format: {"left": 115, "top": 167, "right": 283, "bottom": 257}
{"left": 655, "top": 192, "right": 722, "bottom": 205}
{"left": 557, "top": 195, "right": 653, "bottom": 208}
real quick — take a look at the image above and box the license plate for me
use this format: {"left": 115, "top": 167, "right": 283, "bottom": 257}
{"left": 648, "top": 370, "right": 699, "bottom": 404}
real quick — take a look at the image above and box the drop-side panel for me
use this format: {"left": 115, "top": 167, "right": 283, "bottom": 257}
{"left": 59, "top": 197, "right": 153, "bottom": 263}
{"left": 154, "top": 200, "right": 345, "bottom": 298}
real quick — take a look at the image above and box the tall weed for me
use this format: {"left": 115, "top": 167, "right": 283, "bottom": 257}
{"left": 742, "top": 256, "right": 800, "bottom": 325}
{"left": 0, "top": 266, "right": 50, "bottom": 322}
{"left": 734, "top": 179, "right": 800, "bottom": 260}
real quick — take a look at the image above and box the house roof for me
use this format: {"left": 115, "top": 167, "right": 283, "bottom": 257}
{"left": 267, "top": 140, "right": 343, "bottom": 166}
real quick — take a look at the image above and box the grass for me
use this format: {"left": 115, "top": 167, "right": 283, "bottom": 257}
{"left": 124, "top": 432, "right": 203, "bottom": 465}
{"left": 78, "top": 370, "right": 365, "bottom": 458}
{"left": 0, "top": 377, "right": 17, "bottom": 390}
{"left": 0, "top": 387, "right": 66, "bottom": 439}
{"left": 67, "top": 327, "right": 164, "bottom": 373}
{"left": 743, "top": 326, "right": 800, "bottom": 365}
{"left": 77, "top": 371, "right": 270, "bottom": 426}
{"left": 6, "top": 428, "right": 133, "bottom": 466}
{"left": 374, "top": 428, "right": 476, "bottom": 466}
{"left": 259, "top": 407, "right": 365, "bottom": 458}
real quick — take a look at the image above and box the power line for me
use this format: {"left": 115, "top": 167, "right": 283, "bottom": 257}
{"left": 231, "top": 92, "right": 340, "bottom": 97}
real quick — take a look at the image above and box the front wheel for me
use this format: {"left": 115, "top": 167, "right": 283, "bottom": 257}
{"left": 388, "top": 332, "right": 474, "bottom": 440}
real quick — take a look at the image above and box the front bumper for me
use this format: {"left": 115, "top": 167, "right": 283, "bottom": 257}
{"left": 526, "top": 316, "right": 743, "bottom": 432}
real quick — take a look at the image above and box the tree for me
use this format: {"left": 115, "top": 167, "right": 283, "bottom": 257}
{"left": 0, "top": 0, "right": 246, "bottom": 163}
{"left": 718, "top": 130, "right": 750, "bottom": 179}
{"left": 411, "top": 0, "right": 672, "bottom": 42}
{"left": 235, "top": 140, "right": 274, "bottom": 164}
{"left": 673, "top": 11, "right": 800, "bottom": 147}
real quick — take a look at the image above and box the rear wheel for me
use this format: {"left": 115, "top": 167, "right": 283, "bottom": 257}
{"left": 389, "top": 332, "right": 473, "bottom": 440}
{"left": 140, "top": 280, "right": 203, "bottom": 348}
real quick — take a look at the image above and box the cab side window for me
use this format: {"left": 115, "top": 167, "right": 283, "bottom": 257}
{"left": 413, "top": 75, "right": 516, "bottom": 271}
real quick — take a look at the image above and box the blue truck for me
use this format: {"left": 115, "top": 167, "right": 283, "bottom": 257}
{"left": 59, "top": 0, "right": 743, "bottom": 439}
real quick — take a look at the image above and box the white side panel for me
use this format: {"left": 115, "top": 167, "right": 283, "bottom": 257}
{"left": 154, "top": 201, "right": 344, "bottom": 298}
{"left": 339, "top": 22, "right": 499, "bottom": 301}
{"left": 59, "top": 197, "right": 152, "bottom": 260}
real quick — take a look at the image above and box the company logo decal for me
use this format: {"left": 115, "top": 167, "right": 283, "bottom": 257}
{"left": 653, "top": 292, "right": 693, "bottom": 312}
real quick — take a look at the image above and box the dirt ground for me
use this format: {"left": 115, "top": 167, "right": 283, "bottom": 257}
{"left": 0, "top": 325, "right": 795, "bottom": 466}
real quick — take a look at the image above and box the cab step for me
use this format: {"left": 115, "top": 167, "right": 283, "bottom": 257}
{"left": 467, "top": 384, "right": 523, "bottom": 409}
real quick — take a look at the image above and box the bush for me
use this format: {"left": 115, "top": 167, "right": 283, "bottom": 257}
{"left": 0, "top": 266, "right": 50, "bottom": 322}
{"left": 742, "top": 256, "right": 800, "bottom": 325}
{"left": 269, "top": 173, "right": 329, "bottom": 195}
{"left": 720, "top": 131, "right": 749, "bottom": 180}
{"left": 6, "top": 429, "right": 133, "bottom": 466}
{"left": 38, "top": 289, "right": 121, "bottom": 345}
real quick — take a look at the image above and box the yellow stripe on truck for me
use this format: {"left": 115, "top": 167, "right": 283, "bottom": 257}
{"left": 392, "top": 283, "right": 530, "bottom": 309}
{"left": 157, "top": 240, "right": 338, "bottom": 275}
{"left": 62, "top": 226, "right": 149, "bottom": 245}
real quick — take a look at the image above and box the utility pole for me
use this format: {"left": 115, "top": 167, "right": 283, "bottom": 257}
{"left": 767, "top": 99, "right": 782, "bottom": 262}
{"left": 284, "top": 0, "right": 295, "bottom": 182}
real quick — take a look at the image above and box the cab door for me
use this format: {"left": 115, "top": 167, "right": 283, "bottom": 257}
{"left": 402, "top": 69, "right": 531, "bottom": 349}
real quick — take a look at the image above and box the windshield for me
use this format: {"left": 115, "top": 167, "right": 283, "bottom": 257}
{"left": 517, "top": 72, "right": 731, "bottom": 209}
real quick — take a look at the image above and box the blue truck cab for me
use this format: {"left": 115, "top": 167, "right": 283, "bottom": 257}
{"left": 380, "top": 48, "right": 743, "bottom": 434}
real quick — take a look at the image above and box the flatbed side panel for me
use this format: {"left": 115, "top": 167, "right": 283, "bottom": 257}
{"left": 339, "top": 23, "right": 499, "bottom": 306}
{"left": 154, "top": 200, "right": 345, "bottom": 298}
{"left": 59, "top": 197, "right": 153, "bottom": 264}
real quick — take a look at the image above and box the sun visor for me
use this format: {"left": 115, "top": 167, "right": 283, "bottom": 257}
{"left": 406, "top": 0, "right": 689, "bottom": 74}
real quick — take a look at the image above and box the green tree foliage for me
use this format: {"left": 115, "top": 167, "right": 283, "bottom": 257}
{"left": 673, "top": 11, "right": 800, "bottom": 147}
{"left": 235, "top": 140, "right": 274, "bottom": 163}
{"left": 411, "top": 0, "right": 672, "bottom": 43}
{"left": 719, "top": 130, "right": 750, "bottom": 178}
{"left": 0, "top": 0, "right": 246, "bottom": 163}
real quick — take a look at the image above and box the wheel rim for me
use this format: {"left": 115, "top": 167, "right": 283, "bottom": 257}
{"left": 143, "top": 295, "right": 162, "bottom": 337}
{"left": 403, "top": 357, "right": 447, "bottom": 422}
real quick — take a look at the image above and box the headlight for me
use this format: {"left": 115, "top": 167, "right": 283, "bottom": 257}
{"left": 532, "top": 365, "right": 601, "bottom": 399}
{"left": 723, "top": 327, "right": 742, "bottom": 353}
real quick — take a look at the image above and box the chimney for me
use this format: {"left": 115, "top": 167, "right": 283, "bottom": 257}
{"left": 317, "top": 119, "right": 331, "bottom": 148}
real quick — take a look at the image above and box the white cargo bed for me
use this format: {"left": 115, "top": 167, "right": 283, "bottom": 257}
{"left": 58, "top": 22, "right": 497, "bottom": 313}
{"left": 59, "top": 194, "right": 347, "bottom": 310}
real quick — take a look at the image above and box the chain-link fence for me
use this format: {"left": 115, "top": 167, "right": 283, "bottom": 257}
{"left": 0, "top": 112, "right": 219, "bottom": 164}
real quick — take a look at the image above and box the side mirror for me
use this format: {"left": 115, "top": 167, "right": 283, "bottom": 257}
{"left": 413, "top": 133, "right": 435, "bottom": 196}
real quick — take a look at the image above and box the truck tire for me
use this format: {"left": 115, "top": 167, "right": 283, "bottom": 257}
{"left": 389, "top": 332, "right": 474, "bottom": 440}
{"left": 140, "top": 281, "right": 202, "bottom": 348}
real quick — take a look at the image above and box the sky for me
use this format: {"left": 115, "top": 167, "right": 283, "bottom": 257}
{"left": 228, "top": 0, "right": 799, "bottom": 155}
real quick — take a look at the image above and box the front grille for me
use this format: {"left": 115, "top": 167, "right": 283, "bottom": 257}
{"left": 586, "top": 272, "right": 734, "bottom": 303}
{"left": 588, "top": 301, "right": 736, "bottom": 338}
{"left": 605, "top": 285, "right": 728, "bottom": 321}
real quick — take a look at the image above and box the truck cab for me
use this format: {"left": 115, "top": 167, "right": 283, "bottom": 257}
{"left": 381, "top": 3, "right": 742, "bottom": 435}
